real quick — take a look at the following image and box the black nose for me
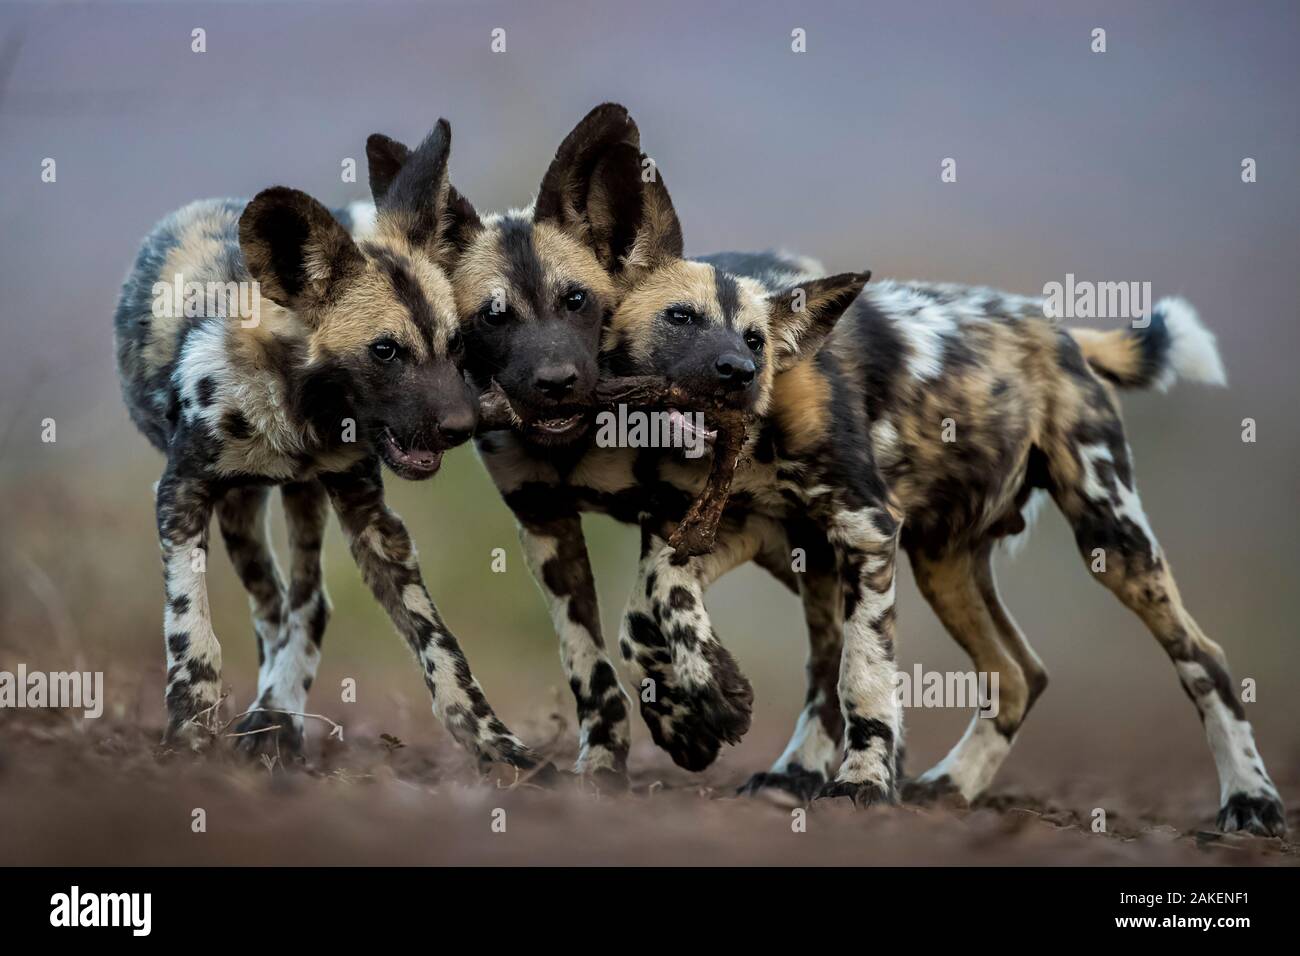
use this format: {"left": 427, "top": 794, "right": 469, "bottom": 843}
{"left": 534, "top": 365, "right": 578, "bottom": 399}
{"left": 715, "top": 353, "right": 756, "bottom": 387}
{"left": 437, "top": 409, "right": 476, "bottom": 447}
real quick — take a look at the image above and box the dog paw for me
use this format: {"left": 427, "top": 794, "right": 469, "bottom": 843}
{"left": 231, "top": 708, "right": 303, "bottom": 757}
{"left": 815, "top": 778, "right": 897, "bottom": 808}
{"left": 637, "top": 647, "right": 753, "bottom": 773}
{"left": 1217, "top": 791, "right": 1286, "bottom": 837}
{"left": 901, "top": 773, "right": 968, "bottom": 807}
{"left": 574, "top": 745, "right": 630, "bottom": 789}
{"left": 739, "top": 766, "right": 827, "bottom": 806}
{"left": 683, "top": 668, "right": 753, "bottom": 748}
{"left": 640, "top": 700, "right": 723, "bottom": 772}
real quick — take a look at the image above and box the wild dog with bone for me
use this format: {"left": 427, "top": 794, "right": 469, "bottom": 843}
{"left": 359, "top": 105, "right": 654, "bottom": 776}
{"left": 113, "top": 121, "right": 545, "bottom": 771}
{"left": 439, "top": 105, "right": 1282, "bottom": 834}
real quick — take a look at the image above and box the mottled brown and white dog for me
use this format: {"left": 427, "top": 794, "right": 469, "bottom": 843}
{"left": 454, "top": 117, "right": 1283, "bottom": 834}
{"left": 356, "top": 105, "right": 653, "bottom": 776}
{"left": 113, "top": 121, "right": 544, "bottom": 771}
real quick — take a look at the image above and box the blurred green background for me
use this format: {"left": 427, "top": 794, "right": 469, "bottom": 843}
{"left": 0, "top": 0, "right": 1296, "bottom": 789}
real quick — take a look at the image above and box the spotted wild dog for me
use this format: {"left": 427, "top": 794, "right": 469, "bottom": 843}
{"left": 354, "top": 104, "right": 654, "bottom": 777}
{"left": 112, "top": 121, "right": 545, "bottom": 772}
{"left": 385, "top": 104, "right": 868, "bottom": 780}
{"left": 578, "top": 171, "right": 1283, "bottom": 833}
{"left": 446, "top": 126, "right": 1282, "bottom": 834}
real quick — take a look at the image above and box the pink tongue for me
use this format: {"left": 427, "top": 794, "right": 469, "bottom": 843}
{"left": 668, "top": 409, "right": 717, "bottom": 440}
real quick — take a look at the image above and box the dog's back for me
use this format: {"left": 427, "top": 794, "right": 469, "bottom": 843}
{"left": 113, "top": 198, "right": 248, "bottom": 451}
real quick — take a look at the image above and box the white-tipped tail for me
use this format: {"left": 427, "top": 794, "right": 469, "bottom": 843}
{"left": 1156, "top": 296, "right": 1227, "bottom": 390}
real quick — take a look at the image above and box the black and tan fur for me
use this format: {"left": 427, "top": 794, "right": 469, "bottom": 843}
{"left": 390, "top": 105, "right": 869, "bottom": 778}
{"left": 448, "top": 108, "right": 1282, "bottom": 835}
{"left": 113, "top": 122, "right": 543, "bottom": 770}
{"left": 608, "top": 221, "right": 1282, "bottom": 833}
{"left": 460, "top": 107, "right": 863, "bottom": 778}
{"left": 356, "top": 106, "right": 660, "bottom": 776}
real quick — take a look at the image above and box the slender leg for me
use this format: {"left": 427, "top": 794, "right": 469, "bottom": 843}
{"left": 816, "top": 503, "right": 903, "bottom": 805}
{"left": 156, "top": 469, "right": 222, "bottom": 748}
{"left": 517, "top": 512, "right": 631, "bottom": 777}
{"left": 1050, "top": 431, "right": 1285, "bottom": 835}
{"left": 215, "top": 485, "right": 284, "bottom": 681}
{"left": 227, "top": 481, "right": 331, "bottom": 753}
{"left": 320, "top": 460, "right": 545, "bottom": 770}
{"left": 905, "top": 544, "right": 1042, "bottom": 802}
{"left": 740, "top": 520, "right": 844, "bottom": 803}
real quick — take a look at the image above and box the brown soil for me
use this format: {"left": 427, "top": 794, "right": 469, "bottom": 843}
{"left": 2, "top": 696, "right": 1296, "bottom": 867}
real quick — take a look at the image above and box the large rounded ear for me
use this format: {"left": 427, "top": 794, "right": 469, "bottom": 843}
{"left": 618, "top": 148, "right": 683, "bottom": 282}
{"left": 366, "top": 133, "right": 411, "bottom": 203}
{"left": 768, "top": 271, "right": 871, "bottom": 371}
{"left": 375, "top": 119, "right": 451, "bottom": 249}
{"left": 534, "top": 103, "right": 659, "bottom": 273}
{"left": 239, "top": 186, "right": 364, "bottom": 318}
{"left": 368, "top": 119, "right": 481, "bottom": 263}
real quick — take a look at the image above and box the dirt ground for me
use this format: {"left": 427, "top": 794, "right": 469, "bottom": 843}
{"left": 2, "top": 686, "right": 1296, "bottom": 867}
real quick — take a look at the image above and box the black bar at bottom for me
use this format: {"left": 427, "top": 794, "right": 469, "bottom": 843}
{"left": 0, "top": 865, "right": 1290, "bottom": 940}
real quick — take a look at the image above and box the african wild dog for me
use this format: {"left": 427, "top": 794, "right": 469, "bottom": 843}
{"left": 355, "top": 104, "right": 659, "bottom": 777}
{"left": 586, "top": 179, "right": 1283, "bottom": 833}
{"left": 112, "top": 121, "right": 544, "bottom": 771}
{"left": 384, "top": 103, "right": 866, "bottom": 780}
{"left": 682, "top": 271, "right": 1285, "bottom": 838}
{"left": 449, "top": 119, "right": 1282, "bottom": 834}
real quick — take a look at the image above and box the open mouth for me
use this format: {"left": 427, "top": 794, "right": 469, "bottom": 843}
{"left": 379, "top": 428, "right": 444, "bottom": 477}
{"left": 482, "top": 381, "right": 592, "bottom": 443}
{"left": 529, "top": 412, "right": 588, "bottom": 437}
{"left": 667, "top": 408, "right": 718, "bottom": 446}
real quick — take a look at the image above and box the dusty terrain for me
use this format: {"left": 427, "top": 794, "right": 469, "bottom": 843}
{"left": 2, "top": 685, "right": 1296, "bottom": 867}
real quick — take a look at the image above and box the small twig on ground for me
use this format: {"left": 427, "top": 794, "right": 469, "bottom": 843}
{"left": 225, "top": 707, "right": 345, "bottom": 742}
{"left": 224, "top": 725, "right": 281, "bottom": 739}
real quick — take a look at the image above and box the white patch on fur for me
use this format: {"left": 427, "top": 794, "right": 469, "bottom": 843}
{"left": 401, "top": 582, "right": 437, "bottom": 624}
{"left": 774, "top": 248, "right": 828, "bottom": 277}
{"left": 1000, "top": 488, "right": 1049, "bottom": 559}
{"left": 482, "top": 207, "right": 535, "bottom": 228}
{"left": 252, "top": 591, "right": 324, "bottom": 728}
{"left": 175, "top": 321, "right": 346, "bottom": 480}
{"left": 1174, "top": 660, "right": 1278, "bottom": 804}
{"left": 519, "top": 526, "right": 628, "bottom": 773}
{"left": 1077, "top": 442, "right": 1157, "bottom": 552}
{"left": 1153, "top": 297, "right": 1227, "bottom": 391}
{"left": 867, "top": 281, "right": 968, "bottom": 381}
{"left": 871, "top": 416, "right": 902, "bottom": 472}
{"left": 346, "top": 200, "right": 378, "bottom": 240}
{"left": 771, "top": 700, "right": 840, "bottom": 782}
{"left": 917, "top": 716, "right": 1011, "bottom": 800}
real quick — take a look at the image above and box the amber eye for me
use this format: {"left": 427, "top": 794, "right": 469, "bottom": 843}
{"left": 563, "top": 289, "right": 587, "bottom": 312}
{"left": 664, "top": 306, "right": 696, "bottom": 326}
{"left": 370, "top": 339, "right": 399, "bottom": 363}
{"left": 744, "top": 330, "right": 765, "bottom": 353}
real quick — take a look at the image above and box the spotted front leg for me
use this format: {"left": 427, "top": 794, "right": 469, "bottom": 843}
{"left": 619, "top": 519, "right": 781, "bottom": 771}
{"left": 156, "top": 470, "right": 223, "bottom": 749}
{"left": 518, "top": 514, "right": 631, "bottom": 777}
{"left": 817, "top": 504, "right": 903, "bottom": 806}
{"left": 321, "top": 460, "right": 545, "bottom": 771}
